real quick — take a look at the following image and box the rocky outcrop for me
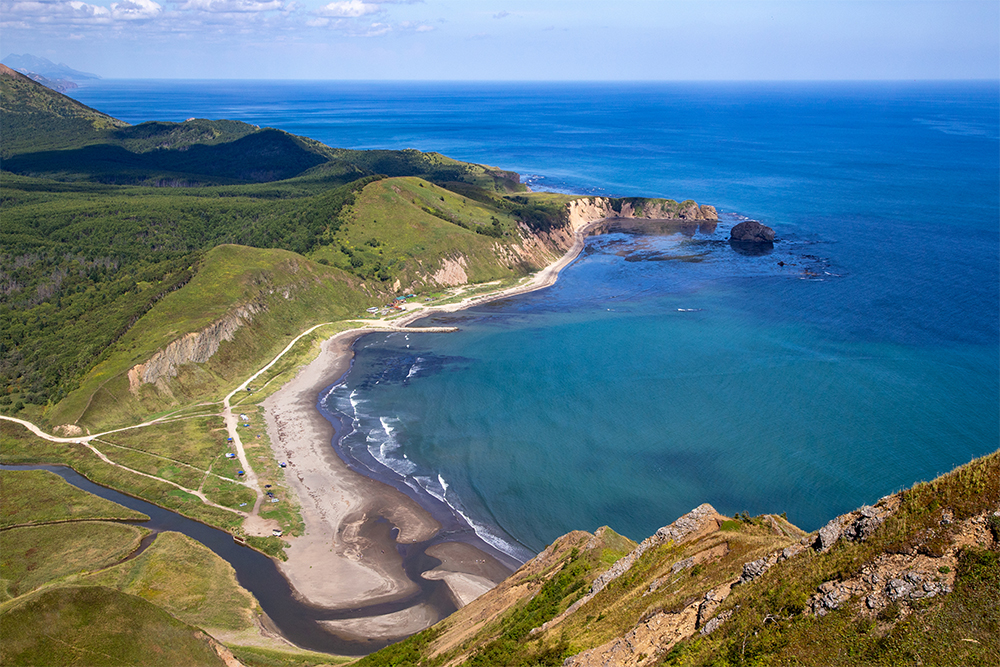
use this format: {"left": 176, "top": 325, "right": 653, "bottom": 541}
{"left": 696, "top": 583, "right": 734, "bottom": 631}
{"left": 565, "top": 601, "right": 700, "bottom": 667}
{"left": 534, "top": 504, "right": 723, "bottom": 638}
{"left": 809, "top": 553, "right": 956, "bottom": 617}
{"left": 566, "top": 197, "right": 718, "bottom": 233}
{"left": 738, "top": 555, "right": 777, "bottom": 585}
{"left": 589, "top": 504, "right": 722, "bottom": 599}
{"left": 813, "top": 501, "right": 896, "bottom": 552}
{"left": 729, "top": 220, "right": 775, "bottom": 243}
{"left": 127, "top": 301, "right": 263, "bottom": 392}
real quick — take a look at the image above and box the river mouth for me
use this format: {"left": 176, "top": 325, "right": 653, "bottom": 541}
{"left": 0, "top": 463, "right": 460, "bottom": 655}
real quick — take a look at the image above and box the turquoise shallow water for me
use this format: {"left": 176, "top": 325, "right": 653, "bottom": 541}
{"left": 330, "top": 219, "right": 997, "bottom": 558}
{"left": 73, "top": 81, "right": 1000, "bottom": 558}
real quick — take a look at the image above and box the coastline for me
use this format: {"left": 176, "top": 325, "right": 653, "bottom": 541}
{"left": 259, "top": 219, "right": 603, "bottom": 639}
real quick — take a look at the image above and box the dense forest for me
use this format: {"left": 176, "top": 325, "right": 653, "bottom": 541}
{"left": 1, "top": 66, "right": 572, "bottom": 415}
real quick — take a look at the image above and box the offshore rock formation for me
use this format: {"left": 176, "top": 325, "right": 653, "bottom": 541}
{"left": 729, "top": 220, "right": 775, "bottom": 243}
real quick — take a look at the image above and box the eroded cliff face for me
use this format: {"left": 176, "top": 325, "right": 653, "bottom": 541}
{"left": 127, "top": 301, "right": 263, "bottom": 393}
{"left": 566, "top": 197, "right": 718, "bottom": 232}
{"left": 430, "top": 256, "right": 469, "bottom": 286}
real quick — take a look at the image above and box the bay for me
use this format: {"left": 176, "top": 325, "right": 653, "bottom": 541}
{"left": 71, "top": 81, "right": 1000, "bottom": 557}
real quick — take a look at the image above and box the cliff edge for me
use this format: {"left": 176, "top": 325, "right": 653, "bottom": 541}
{"left": 357, "top": 451, "right": 1000, "bottom": 666}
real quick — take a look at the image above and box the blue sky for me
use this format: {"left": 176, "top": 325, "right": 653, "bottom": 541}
{"left": 2, "top": 0, "right": 998, "bottom": 79}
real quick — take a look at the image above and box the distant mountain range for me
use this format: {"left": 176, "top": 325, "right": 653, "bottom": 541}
{"left": 1, "top": 53, "right": 100, "bottom": 93}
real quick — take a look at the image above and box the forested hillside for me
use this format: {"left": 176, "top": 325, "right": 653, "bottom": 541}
{"left": 0, "top": 70, "right": 573, "bottom": 425}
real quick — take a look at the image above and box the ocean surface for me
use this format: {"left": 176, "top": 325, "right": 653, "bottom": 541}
{"left": 72, "top": 81, "right": 1000, "bottom": 560}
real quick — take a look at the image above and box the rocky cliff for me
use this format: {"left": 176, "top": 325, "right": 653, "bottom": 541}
{"left": 566, "top": 197, "right": 718, "bottom": 233}
{"left": 358, "top": 451, "right": 1000, "bottom": 667}
{"left": 126, "top": 301, "right": 264, "bottom": 393}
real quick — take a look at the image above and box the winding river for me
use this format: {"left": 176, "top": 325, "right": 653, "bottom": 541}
{"left": 0, "top": 463, "right": 455, "bottom": 656}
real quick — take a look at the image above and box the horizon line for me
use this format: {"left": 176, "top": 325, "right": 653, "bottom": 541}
{"left": 82, "top": 77, "right": 1000, "bottom": 84}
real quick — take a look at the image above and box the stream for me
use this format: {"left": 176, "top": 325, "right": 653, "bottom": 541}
{"left": 0, "top": 463, "right": 456, "bottom": 656}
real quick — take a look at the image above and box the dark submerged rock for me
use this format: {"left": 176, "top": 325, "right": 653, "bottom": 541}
{"left": 729, "top": 220, "right": 775, "bottom": 243}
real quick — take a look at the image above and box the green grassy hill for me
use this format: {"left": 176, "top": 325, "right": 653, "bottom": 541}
{"left": 0, "top": 64, "right": 127, "bottom": 157}
{"left": 0, "top": 586, "right": 229, "bottom": 667}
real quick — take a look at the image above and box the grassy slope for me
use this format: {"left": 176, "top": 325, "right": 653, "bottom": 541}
{"left": 85, "top": 531, "right": 258, "bottom": 632}
{"left": 0, "top": 522, "right": 147, "bottom": 602}
{"left": 0, "top": 469, "right": 148, "bottom": 527}
{"left": 50, "top": 244, "right": 371, "bottom": 430}
{"left": 0, "top": 586, "right": 228, "bottom": 667}
{"left": 313, "top": 177, "right": 548, "bottom": 286}
{"left": 358, "top": 453, "right": 999, "bottom": 667}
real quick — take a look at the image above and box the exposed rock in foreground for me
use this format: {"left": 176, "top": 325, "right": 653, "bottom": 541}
{"left": 729, "top": 219, "right": 776, "bottom": 243}
{"left": 355, "top": 452, "right": 999, "bottom": 667}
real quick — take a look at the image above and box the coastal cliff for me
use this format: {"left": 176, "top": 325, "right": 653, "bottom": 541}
{"left": 101, "top": 191, "right": 717, "bottom": 418}
{"left": 358, "top": 451, "right": 1000, "bottom": 666}
{"left": 567, "top": 196, "right": 718, "bottom": 233}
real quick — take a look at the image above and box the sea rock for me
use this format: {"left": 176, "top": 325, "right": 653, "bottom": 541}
{"left": 729, "top": 220, "right": 775, "bottom": 243}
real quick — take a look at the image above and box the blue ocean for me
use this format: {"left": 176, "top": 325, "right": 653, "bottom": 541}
{"left": 73, "top": 81, "right": 1000, "bottom": 560}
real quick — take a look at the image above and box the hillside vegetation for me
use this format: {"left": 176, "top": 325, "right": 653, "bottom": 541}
{"left": 3, "top": 70, "right": 715, "bottom": 429}
{"left": 358, "top": 453, "right": 1000, "bottom": 667}
{"left": 0, "top": 468, "right": 343, "bottom": 666}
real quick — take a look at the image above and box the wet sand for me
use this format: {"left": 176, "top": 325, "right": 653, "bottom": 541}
{"left": 260, "top": 220, "right": 602, "bottom": 639}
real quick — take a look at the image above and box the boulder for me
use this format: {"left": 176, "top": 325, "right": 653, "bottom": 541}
{"left": 729, "top": 220, "right": 775, "bottom": 243}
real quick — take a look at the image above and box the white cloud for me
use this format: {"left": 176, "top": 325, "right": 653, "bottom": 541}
{"left": 398, "top": 19, "right": 432, "bottom": 32}
{"left": 0, "top": 0, "right": 161, "bottom": 24}
{"left": 363, "top": 20, "right": 389, "bottom": 35}
{"left": 316, "top": 0, "right": 380, "bottom": 18}
{"left": 176, "top": 0, "right": 283, "bottom": 13}
{"left": 110, "top": 0, "right": 161, "bottom": 19}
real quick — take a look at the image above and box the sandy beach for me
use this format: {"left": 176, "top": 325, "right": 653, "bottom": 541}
{"left": 260, "top": 219, "right": 602, "bottom": 640}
